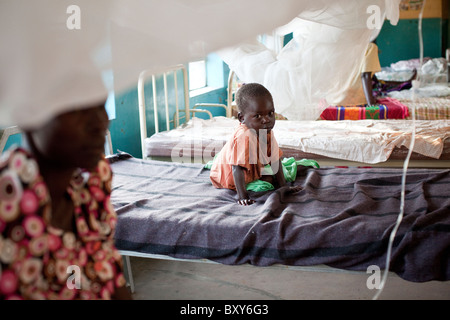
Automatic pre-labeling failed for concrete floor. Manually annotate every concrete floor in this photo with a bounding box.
[124,256,450,300]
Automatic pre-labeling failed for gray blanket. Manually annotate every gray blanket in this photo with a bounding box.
[109,154,450,282]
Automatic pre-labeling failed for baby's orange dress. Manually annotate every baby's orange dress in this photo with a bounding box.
[210,123,283,190]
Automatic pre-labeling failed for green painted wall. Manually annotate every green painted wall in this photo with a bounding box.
[108,86,141,157]
[377,18,445,67]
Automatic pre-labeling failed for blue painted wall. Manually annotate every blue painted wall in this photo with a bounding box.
[2,133,22,151]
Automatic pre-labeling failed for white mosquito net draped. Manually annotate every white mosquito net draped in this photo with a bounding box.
[0,0,400,128]
[219,0,401,120]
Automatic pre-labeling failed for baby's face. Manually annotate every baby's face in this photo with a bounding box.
[239,96,275,135]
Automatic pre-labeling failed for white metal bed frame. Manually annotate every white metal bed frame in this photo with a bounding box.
[137,64,229,159]
[118,249,372,294]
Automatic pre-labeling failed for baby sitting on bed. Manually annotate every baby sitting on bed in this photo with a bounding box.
[210,83,302,205]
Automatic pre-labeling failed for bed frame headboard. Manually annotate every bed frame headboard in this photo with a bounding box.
[138,65,190,136]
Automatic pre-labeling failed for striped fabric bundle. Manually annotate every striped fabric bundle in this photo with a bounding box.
[320,97,409,120]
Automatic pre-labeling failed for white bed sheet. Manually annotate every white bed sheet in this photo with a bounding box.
[145,117,450,164]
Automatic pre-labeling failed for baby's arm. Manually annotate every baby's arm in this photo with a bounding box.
[274,159,286,188]
[232,165,255,206]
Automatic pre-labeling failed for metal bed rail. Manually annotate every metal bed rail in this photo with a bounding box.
[138,65,190,158]
[138,65,229,159]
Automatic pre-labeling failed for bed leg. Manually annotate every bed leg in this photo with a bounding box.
[122,255,135,294]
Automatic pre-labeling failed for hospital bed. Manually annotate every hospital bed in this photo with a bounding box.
[144,116,450,168]
[109,152,450,294]
[372,57,450,121]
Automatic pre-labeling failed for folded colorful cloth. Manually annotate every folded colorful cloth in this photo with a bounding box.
[320,97,409,120]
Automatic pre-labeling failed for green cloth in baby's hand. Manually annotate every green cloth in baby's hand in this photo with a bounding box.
[246,157,320,192]
[204,160,214,170]
[246,179,275,192]
[204,156,320,192]
[281,157,320,182]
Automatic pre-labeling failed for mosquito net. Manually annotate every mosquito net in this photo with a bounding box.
[218,0,401,120]
[0,0,400,128]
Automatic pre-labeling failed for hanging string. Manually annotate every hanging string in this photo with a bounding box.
[372,0,424,300]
